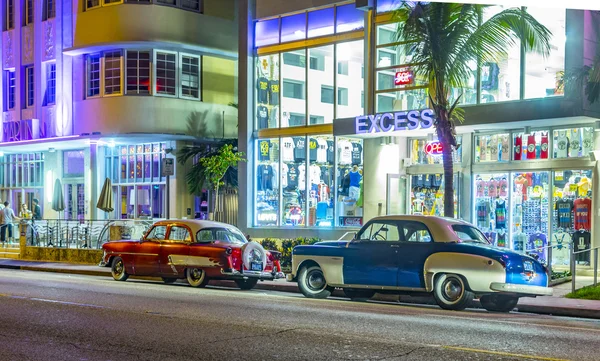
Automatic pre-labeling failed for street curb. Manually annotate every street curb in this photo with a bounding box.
[2,263,598,320]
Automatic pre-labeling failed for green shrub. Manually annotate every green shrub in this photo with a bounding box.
[259,238,280,252]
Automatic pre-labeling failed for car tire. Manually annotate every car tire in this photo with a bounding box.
[433,273,474,311]
[235,278,259,290]
[111,256,129,282]
[480,294,519,313]
[298,265,333,299]
[343,288,375,302]
[162,277,177,284]
[186,268,209,288]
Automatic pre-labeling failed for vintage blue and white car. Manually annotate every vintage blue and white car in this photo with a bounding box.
[287,215,552,312]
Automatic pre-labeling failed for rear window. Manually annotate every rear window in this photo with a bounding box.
[452,225,490,244]
[196,228,247,245]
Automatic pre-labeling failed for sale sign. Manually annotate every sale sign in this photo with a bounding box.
[395,70,413,86]
[425,141,443,156]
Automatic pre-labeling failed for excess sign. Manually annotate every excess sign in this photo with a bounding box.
[355,109,434,134]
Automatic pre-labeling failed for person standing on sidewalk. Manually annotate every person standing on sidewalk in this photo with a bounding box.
[1,201,20,245]
[32,198,42,220]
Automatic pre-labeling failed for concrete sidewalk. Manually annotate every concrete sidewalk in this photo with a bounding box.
[1,258,599,319]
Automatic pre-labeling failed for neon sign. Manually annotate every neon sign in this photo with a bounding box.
[425,141,443,156]
[354,109,434,134]
[395,70,413,86]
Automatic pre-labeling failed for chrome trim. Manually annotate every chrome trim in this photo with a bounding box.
[107,251,159,257]
[220,269,285,280]
[490,282,553,296]
[286,274,294,282]
[330,284,427,292]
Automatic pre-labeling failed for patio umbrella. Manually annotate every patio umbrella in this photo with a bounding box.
[96,178,114,213]
[51,178,65,212]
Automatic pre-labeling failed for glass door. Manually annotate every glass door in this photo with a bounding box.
[472,173,510,248]
[64,182,85,220]
[386,174,405,215]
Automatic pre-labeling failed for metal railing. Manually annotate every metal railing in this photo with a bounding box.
[571,245,599,294]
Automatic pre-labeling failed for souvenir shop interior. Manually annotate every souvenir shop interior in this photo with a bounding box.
[254,136,364,228]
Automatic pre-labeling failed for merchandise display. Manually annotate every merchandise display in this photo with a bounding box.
[410,137,462,165]
[551,169,593,265]
[256,55,280,129]
[337,138,363,227]
[255,138,279,226]
[308,136,335,227]
[472,173,509,247]
[411,173,458,218]
[475,134,510,162]
[513,131,549,161]
[553,127,594,158]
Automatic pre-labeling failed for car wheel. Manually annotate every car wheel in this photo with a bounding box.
[343,288,375,302]
[298,265,333,299]
[186,268,209,288]
[480,294,519,313]
[162,277,177,284]
[433,273,474,311]
[111,257,129,282]
[235,278,259,290]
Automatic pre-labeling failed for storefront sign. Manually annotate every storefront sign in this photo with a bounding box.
[355,109,434,134]
[395,70,413,86]
[425,141,443,156]
[161,158,174,176]
[339,217,363,227]
[2,119,46,142]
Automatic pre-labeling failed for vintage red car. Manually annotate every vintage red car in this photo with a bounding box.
[100,219,284,290]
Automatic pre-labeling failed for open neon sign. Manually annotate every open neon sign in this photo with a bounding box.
[425,141,443,156]
[395,70,413,86]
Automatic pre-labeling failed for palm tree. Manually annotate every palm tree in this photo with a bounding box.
[394,2,552,217]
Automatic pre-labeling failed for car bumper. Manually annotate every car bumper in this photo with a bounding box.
[490,282,553,296]
[220,269,286,280]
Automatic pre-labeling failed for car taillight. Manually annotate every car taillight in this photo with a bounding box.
[269,250,282,261]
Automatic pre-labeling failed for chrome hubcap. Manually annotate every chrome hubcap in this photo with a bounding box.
[114,260,123,276]
[306,270,325,291]
[442,278,463,302]
[190,269,202,281]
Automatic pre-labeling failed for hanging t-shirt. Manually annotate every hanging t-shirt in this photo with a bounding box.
[555,199,574,229]
[488,178,498,198]
[526,134,536,160]
[555,131,569,158]
[540,133,549,159]
[269,107,279,128]
[527,233,547,263]
[286,164,299,189]
[570,128,581,157]
[552,232,570,266]
[476,199,491,229]
[513,232,527,252]
[349,170,361,188]
[495,200,507,229]
[316,138,328,164]
[582,129,594,156]
[271,162,279,190]
[280,163,288,188]
[514,135,522,160]
[338,140,353,165]
[257,164,273,191]
[497,231,507,248]
[318,183,330,202]
[475,178,485,197]
[489,135,499,161]
[281,137,295,162]
[294,137,306,162]
[298,164,306,190]
[498,178,508,197]
[432,174,442,188]
[351,142,363,165]
[257,105,269,129]
[573,198,592,230]
[321,166,332,186]
[326,140,334,163]
[412,199,425,214]
[258,140,271,162]
[257,76,269,104]
[572,231,591,264]
[308,138,318,161]
[309,164,321,185]
[500,135,510,161]
[268,79,279,106]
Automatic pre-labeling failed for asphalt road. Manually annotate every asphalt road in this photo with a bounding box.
[0,270,599,361]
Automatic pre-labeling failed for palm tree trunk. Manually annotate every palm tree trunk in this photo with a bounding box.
[441,141,454,218]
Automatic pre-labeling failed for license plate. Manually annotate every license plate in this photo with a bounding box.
[251,262,263,271]
[523,261,534,272]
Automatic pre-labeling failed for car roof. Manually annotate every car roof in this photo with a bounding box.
[364,215,472,242]
[151,219,241,235]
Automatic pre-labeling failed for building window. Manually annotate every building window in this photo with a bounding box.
[155,0,175,6]
[283,52,306,68]
[44,62,56,105]
[4,70,15,110]
[180,54,200,99]
[104,0,122,4]
[126,50,151,95]
[282,79,304,100]
[86,54,101,98]
[25,66,34,107]
[181,0,199,11]
[5,0,13,30]
[337,60,349,75]
[104,50,122,95]
[321,85,334,104]
[337,87,348,106]
[86,0,99,9]
[25,0,33,25]
[43,0,55,20]
[156,52,177,96]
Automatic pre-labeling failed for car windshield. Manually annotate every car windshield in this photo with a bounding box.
[196,228,247,245]
[451,224,490,244]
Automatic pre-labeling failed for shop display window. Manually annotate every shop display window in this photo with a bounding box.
[512,131,550,161]
[524,8,565,99]
[473,173,509,248]
[410,173,459,218]
[281,136,307,226]
[256,54,280,129]
[281,50,306,127]
[308,45,334,125]
[553,127,594,159]
[307,135,335,227]
[551,170,592,267]
[255,138,280,226]
[376,88,427,113]
[474,133,510,163]
[336,137,363,227]
[336,40,364,118]
[511,172,550,263]
[409,136,462,165]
